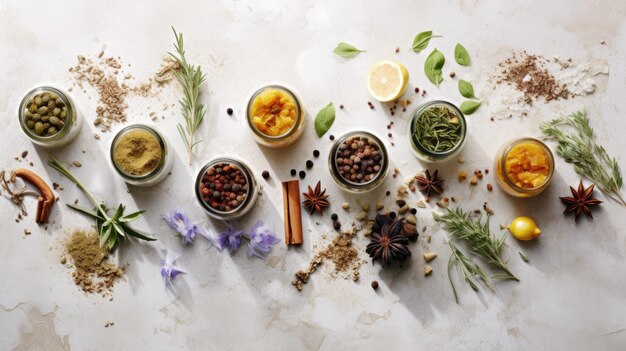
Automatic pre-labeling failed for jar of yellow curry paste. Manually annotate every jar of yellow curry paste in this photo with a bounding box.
[494,137,555,197]
[246,84,305,148]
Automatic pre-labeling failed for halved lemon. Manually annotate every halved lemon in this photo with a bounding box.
[367,60,409,102]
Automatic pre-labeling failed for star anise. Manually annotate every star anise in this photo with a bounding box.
[559,180,603,222]
[415,169,444,197]
[302,181,330,215]
[366,218,411,268]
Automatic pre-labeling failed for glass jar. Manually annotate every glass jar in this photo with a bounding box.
[494,137,555,198]
[406,100,467,162]
[18,86,82,147]
[110,124,173,187]
[246,84,305,148]
[195,157,259,220]
[328,131,389,193]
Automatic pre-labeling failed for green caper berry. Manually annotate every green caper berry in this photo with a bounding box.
[53,107,61,116]
[37,106,48,114]
[26,120,35,129]
[48,127,58,135]
[25,110,33,117]
[42,95,51,104]
[49,116,61,125]
[41,115,50,122]
[32,114,41,121]
[48,100,56,109]
[60,110,67,118]
[55,98,63,106]
[34,96,42,106]
[29,104,37,113]
[34,122,44,135]
[42,122,50,129]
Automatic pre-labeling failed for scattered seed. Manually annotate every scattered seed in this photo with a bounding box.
[371,280,379,289]
[306,160,314,169]
[290,169,296,176]
[261,171,270,179]
[333,221,341,230]
[449,72,456,78]
[424,265,433,276]
[21,150,28,158]
[376,201,384,210]
[361,203,370,212]
[396,199,406,207]
[487,183,493,191]
[458,171,467,182]
[342,202,350,210]
[356,211,367,221]
[329,135,335,141]
[299,171,306,179]
[313,150,320,158]
[410,208,417,215]
[423,252,438,262]
[395,47,400,53]
[339,104,344,109]
[469,175,479,185]
[331,213,338,221]
[73,161,82,167]
[227,108,233,115]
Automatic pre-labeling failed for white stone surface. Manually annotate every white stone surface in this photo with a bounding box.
[1,0,626,350]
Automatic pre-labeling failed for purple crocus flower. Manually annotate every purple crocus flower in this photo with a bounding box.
[247,221,280,259]
[216,221,245,253]
[160,251,185,288]
[163,210,199,245]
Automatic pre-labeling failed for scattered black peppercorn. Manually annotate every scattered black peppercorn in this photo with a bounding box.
[290,169,296,176]
[333,221,341,230]
[227,108,233,115]
[299,170,306,179]
[371,280,379,289]
[339,104,344,109]
[396,199,406,207]
[415,87,419,93]
[410,208,417,215]
[329,135,335,141]
[313,150,320,158]
[386,190,391,196]
[261,170,270,179]
[388,211,397,219]
[331,213,338,221]
[306,160,314,169]
[388,133,392,138]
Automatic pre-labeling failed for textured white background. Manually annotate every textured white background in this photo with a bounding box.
[1,0,626,350]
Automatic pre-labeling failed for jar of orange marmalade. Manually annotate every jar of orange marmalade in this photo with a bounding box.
[494,137,555,197]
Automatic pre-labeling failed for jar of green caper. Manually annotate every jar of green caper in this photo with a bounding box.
[18,86,81,147]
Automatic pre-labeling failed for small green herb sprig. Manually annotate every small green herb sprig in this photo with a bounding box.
[48,158,156,249]
[314,102,335,137]
[541,110,625,206]
[412,105,462,153]
[169,27,206,165]
[434,207,519,281]
[333,42,365,58]
[447,241,493,304]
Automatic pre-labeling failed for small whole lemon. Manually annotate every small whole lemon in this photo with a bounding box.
[508,216,541,241]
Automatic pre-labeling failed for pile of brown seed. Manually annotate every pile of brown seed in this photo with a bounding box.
[495,51,570,104]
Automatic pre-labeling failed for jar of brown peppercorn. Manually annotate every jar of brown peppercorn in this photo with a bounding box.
[195,157,259,220]
[328,131,389,193]
[18,86,82,147]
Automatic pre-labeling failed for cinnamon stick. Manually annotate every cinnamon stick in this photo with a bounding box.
[282,180,303,245]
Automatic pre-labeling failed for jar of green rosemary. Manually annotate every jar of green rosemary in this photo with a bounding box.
[406,100,467,162]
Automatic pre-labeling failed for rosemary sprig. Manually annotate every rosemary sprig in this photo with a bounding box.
[447,240,493,304]
[48,157,156,249]
[169,27,206,165]
[540,110,625,206]
[433,207,519,281]
[412,105,462,153]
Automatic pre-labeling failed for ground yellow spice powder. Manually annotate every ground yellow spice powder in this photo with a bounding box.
[113,128,162,176]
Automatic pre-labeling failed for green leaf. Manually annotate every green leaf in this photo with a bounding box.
[121,223,157,241]
[458,79,475,98]
[120,210,146,223]
[100,225,112,247]
[424,48,445,86]
[459,100,481,115]
[412,31,442,53]
[454,43,471,66]
[314,102,335,138]
[333,42,365,58]
[111,204,124,221]
[67,204,103,220]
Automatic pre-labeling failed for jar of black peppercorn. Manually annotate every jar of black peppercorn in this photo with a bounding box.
[195,156,259,220]
[328,131,389,193]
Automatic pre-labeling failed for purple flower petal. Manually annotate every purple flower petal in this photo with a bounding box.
[217,221,244,253]
[160,250,185,288]
[247,221,280,259]
[163,210,200,245]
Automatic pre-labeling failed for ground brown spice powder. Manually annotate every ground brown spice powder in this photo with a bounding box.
[64,230,124,296]
[113,129,162,176]
[292,227,363,291]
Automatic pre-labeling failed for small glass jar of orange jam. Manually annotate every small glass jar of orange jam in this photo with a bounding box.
[246,85,305,148]
[494,137,555,197]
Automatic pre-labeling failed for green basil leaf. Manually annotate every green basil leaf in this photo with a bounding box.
[454,44,471,66]
[314,102,335,137]
[424,49,445,86]
[333,42,365,58]
[412,31,442,53]
[458,80,475,98]
[459,100,481,115]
